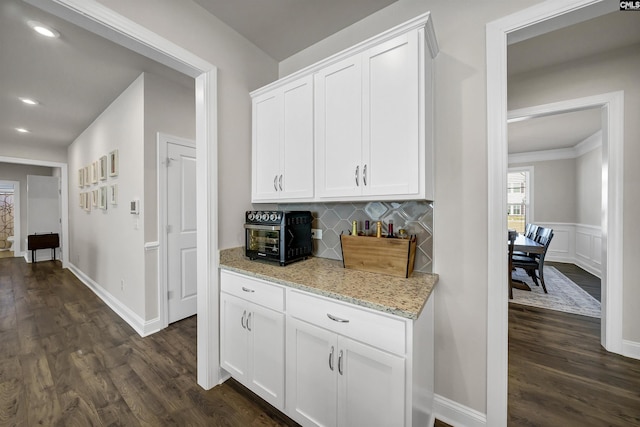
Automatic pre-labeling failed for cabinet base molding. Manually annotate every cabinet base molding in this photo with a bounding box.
[433,394,486,427]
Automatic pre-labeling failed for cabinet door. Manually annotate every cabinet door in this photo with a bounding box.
[220,293,249,381]
[362,30,420,198]
[280,76,314,200]
[337,336,405,427]
[315,55,363,198]
[248,303,285,409]
[286,318,338,427]
[252,91,281,201]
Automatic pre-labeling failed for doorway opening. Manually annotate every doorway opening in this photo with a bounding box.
[506,168,532,234]
[486,1,624,425]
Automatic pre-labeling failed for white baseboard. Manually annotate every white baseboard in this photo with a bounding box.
[434,394,486,427]
[67,262,162,337]
[622,340,640,361]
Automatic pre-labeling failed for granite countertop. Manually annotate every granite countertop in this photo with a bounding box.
[219,247,438,320]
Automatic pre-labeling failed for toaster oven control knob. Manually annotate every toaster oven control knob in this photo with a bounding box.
[247,212,255,221]
[261,213,268,221]
[269,213,277,221]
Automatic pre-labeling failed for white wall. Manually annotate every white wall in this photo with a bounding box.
[0,162,54,249]
[94,0,279,250]
[509,43,640,343]
[68,74,146,318]
[67,71,196,329]
[576,147,601,226]
[279,0,546,415]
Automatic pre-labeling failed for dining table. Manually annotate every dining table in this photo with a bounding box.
[510,233,544,291]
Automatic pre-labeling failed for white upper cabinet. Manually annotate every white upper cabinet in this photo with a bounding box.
[314,56,363,198]
[251,13,438,203]
[252,75,314,202]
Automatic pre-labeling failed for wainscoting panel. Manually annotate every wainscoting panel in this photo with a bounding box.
[538,222,601,278]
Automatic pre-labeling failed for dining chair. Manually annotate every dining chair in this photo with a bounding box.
[512,229,554,293]
[525,224,539,239]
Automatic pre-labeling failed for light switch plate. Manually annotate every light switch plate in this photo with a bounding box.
[311,229,322,240]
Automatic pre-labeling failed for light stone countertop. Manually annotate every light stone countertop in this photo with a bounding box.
[219,247,438,320]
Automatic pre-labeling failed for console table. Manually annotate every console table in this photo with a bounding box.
[27,233,59,263]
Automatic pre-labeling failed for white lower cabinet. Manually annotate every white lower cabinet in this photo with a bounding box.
[286,317,405,427]
[220,270,434,427]
[220,273,285,410]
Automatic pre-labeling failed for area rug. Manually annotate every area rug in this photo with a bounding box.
[510,266,601,318]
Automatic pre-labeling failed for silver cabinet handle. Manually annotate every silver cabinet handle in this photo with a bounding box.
[327,313,350,323]
[273,175,278,191]
[247,312,252,331]
[363,164,367,186]
[355,165,359,186]
[329,346,335,371]
[241,286,255,293]
[338,350,344,375]
[241,310,247,329]
[279,174,283,191]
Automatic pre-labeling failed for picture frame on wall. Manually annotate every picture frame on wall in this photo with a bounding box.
[84,166,90,187]
[109,149,119,177]
[84,193,91,212]
[109,184,118,205]
[91,160,99,184]
[99,155,108,180]
[78,169,84,188]
[79,192,84,207]
[92,189,98,207]
[99,186,108,210]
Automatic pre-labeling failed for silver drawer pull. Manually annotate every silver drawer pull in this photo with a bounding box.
[329,346,335,371]
[327,313,349,323]
[338,350,344,375]
[241,310,247,329]
[242,287,255,293]
[247,312,252,331]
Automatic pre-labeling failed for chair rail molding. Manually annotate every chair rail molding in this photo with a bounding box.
[486,1,620,425]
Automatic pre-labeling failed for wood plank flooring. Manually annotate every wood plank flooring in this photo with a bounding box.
[547,261,601,302]
[0,257,298,426]
[509,304,640,426]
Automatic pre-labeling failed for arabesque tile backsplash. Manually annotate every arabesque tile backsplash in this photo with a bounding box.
[278,201,433,273]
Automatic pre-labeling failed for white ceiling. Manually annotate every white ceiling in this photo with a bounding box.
[1,1,638,156]
[192,0,398,61]
[507,11,640,155]
[0,0,193,152]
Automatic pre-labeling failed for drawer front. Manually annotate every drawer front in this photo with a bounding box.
[287,289,406,355]
[221,270,285,312]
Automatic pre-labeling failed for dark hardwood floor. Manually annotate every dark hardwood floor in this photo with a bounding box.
[509,304,640,426]
[1,256,454,426]
[0,257,298,426]
[547,261,601,302]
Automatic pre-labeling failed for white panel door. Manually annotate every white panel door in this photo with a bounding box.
[281,76,314,200]
[248,302,285,409]
[315,56,363,198]
[362,30,420,197]
[287,318,338,427]
[167,141,197,323]
[337,336,405,427]
[252,92,281,201]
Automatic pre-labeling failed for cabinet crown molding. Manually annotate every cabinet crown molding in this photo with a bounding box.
[251,12,438,98]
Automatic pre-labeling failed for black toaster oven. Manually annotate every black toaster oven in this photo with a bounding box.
[244,211,312,266]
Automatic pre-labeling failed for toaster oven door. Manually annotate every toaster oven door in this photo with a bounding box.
[245,224,281,259]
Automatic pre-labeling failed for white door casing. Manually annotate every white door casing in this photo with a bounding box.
[166,139,197,323]
[27,0,219,389]
[0,180,20,256]
[486,1,622,425]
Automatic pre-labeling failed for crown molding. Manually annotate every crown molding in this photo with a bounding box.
[509,130,601,164]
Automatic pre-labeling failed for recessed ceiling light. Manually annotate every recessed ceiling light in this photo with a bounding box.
[16,128,30,133]
[20,97,39,105]
[27,20,60,38]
